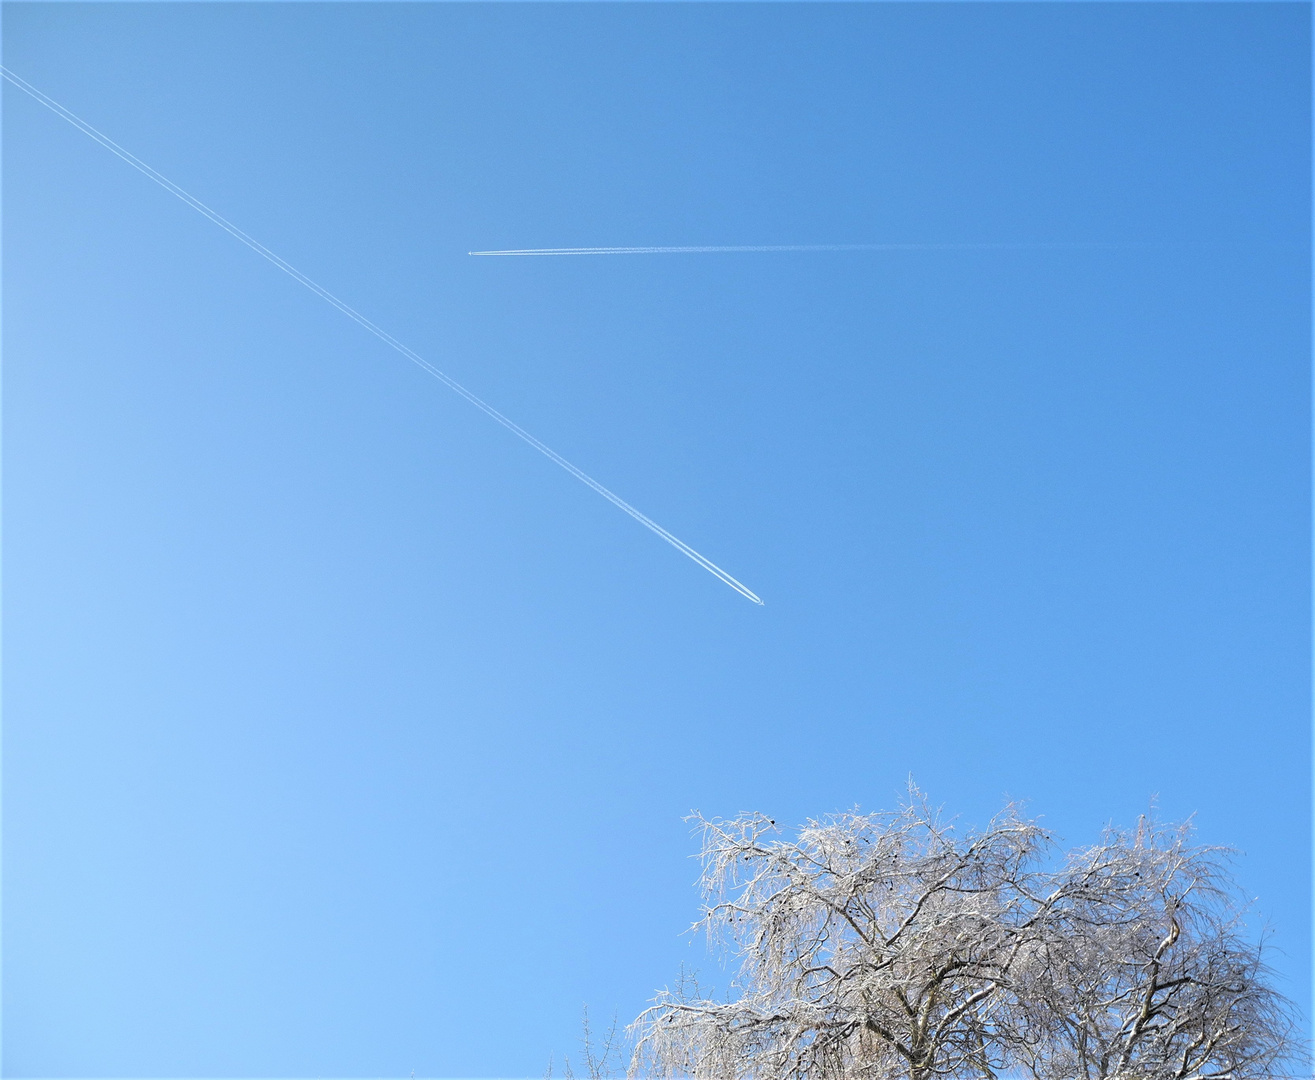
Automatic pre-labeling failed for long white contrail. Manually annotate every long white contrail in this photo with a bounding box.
[1,65,764,606]
[469,242,1141,256]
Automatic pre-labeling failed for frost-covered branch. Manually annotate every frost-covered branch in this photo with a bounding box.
[629,790,1302,1080]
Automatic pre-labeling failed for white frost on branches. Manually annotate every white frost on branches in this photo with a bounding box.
[1009,818,1297,1080]
[630,789,1301,1080]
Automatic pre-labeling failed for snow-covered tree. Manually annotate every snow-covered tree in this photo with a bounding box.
[1007,819,1298,1080]
[630,791,1301,1080]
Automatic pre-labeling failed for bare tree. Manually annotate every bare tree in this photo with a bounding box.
[630,792,1302,1080]
[1008,818,1300,1080]
[632,789,1058,1080]
[549,1006,625,1080]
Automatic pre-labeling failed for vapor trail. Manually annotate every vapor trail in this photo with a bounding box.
[1,65,764,606]
[469,243,1144,256]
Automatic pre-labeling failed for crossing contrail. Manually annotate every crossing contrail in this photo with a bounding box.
[468,242,1151,256]
[1,65,764,606]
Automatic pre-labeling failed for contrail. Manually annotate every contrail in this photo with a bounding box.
[1,65,764,606]
[469,242,1149,256]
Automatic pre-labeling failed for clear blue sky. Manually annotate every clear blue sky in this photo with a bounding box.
[3,2,1309,1075]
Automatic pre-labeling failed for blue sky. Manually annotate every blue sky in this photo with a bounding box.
[3,2,1309,1075]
